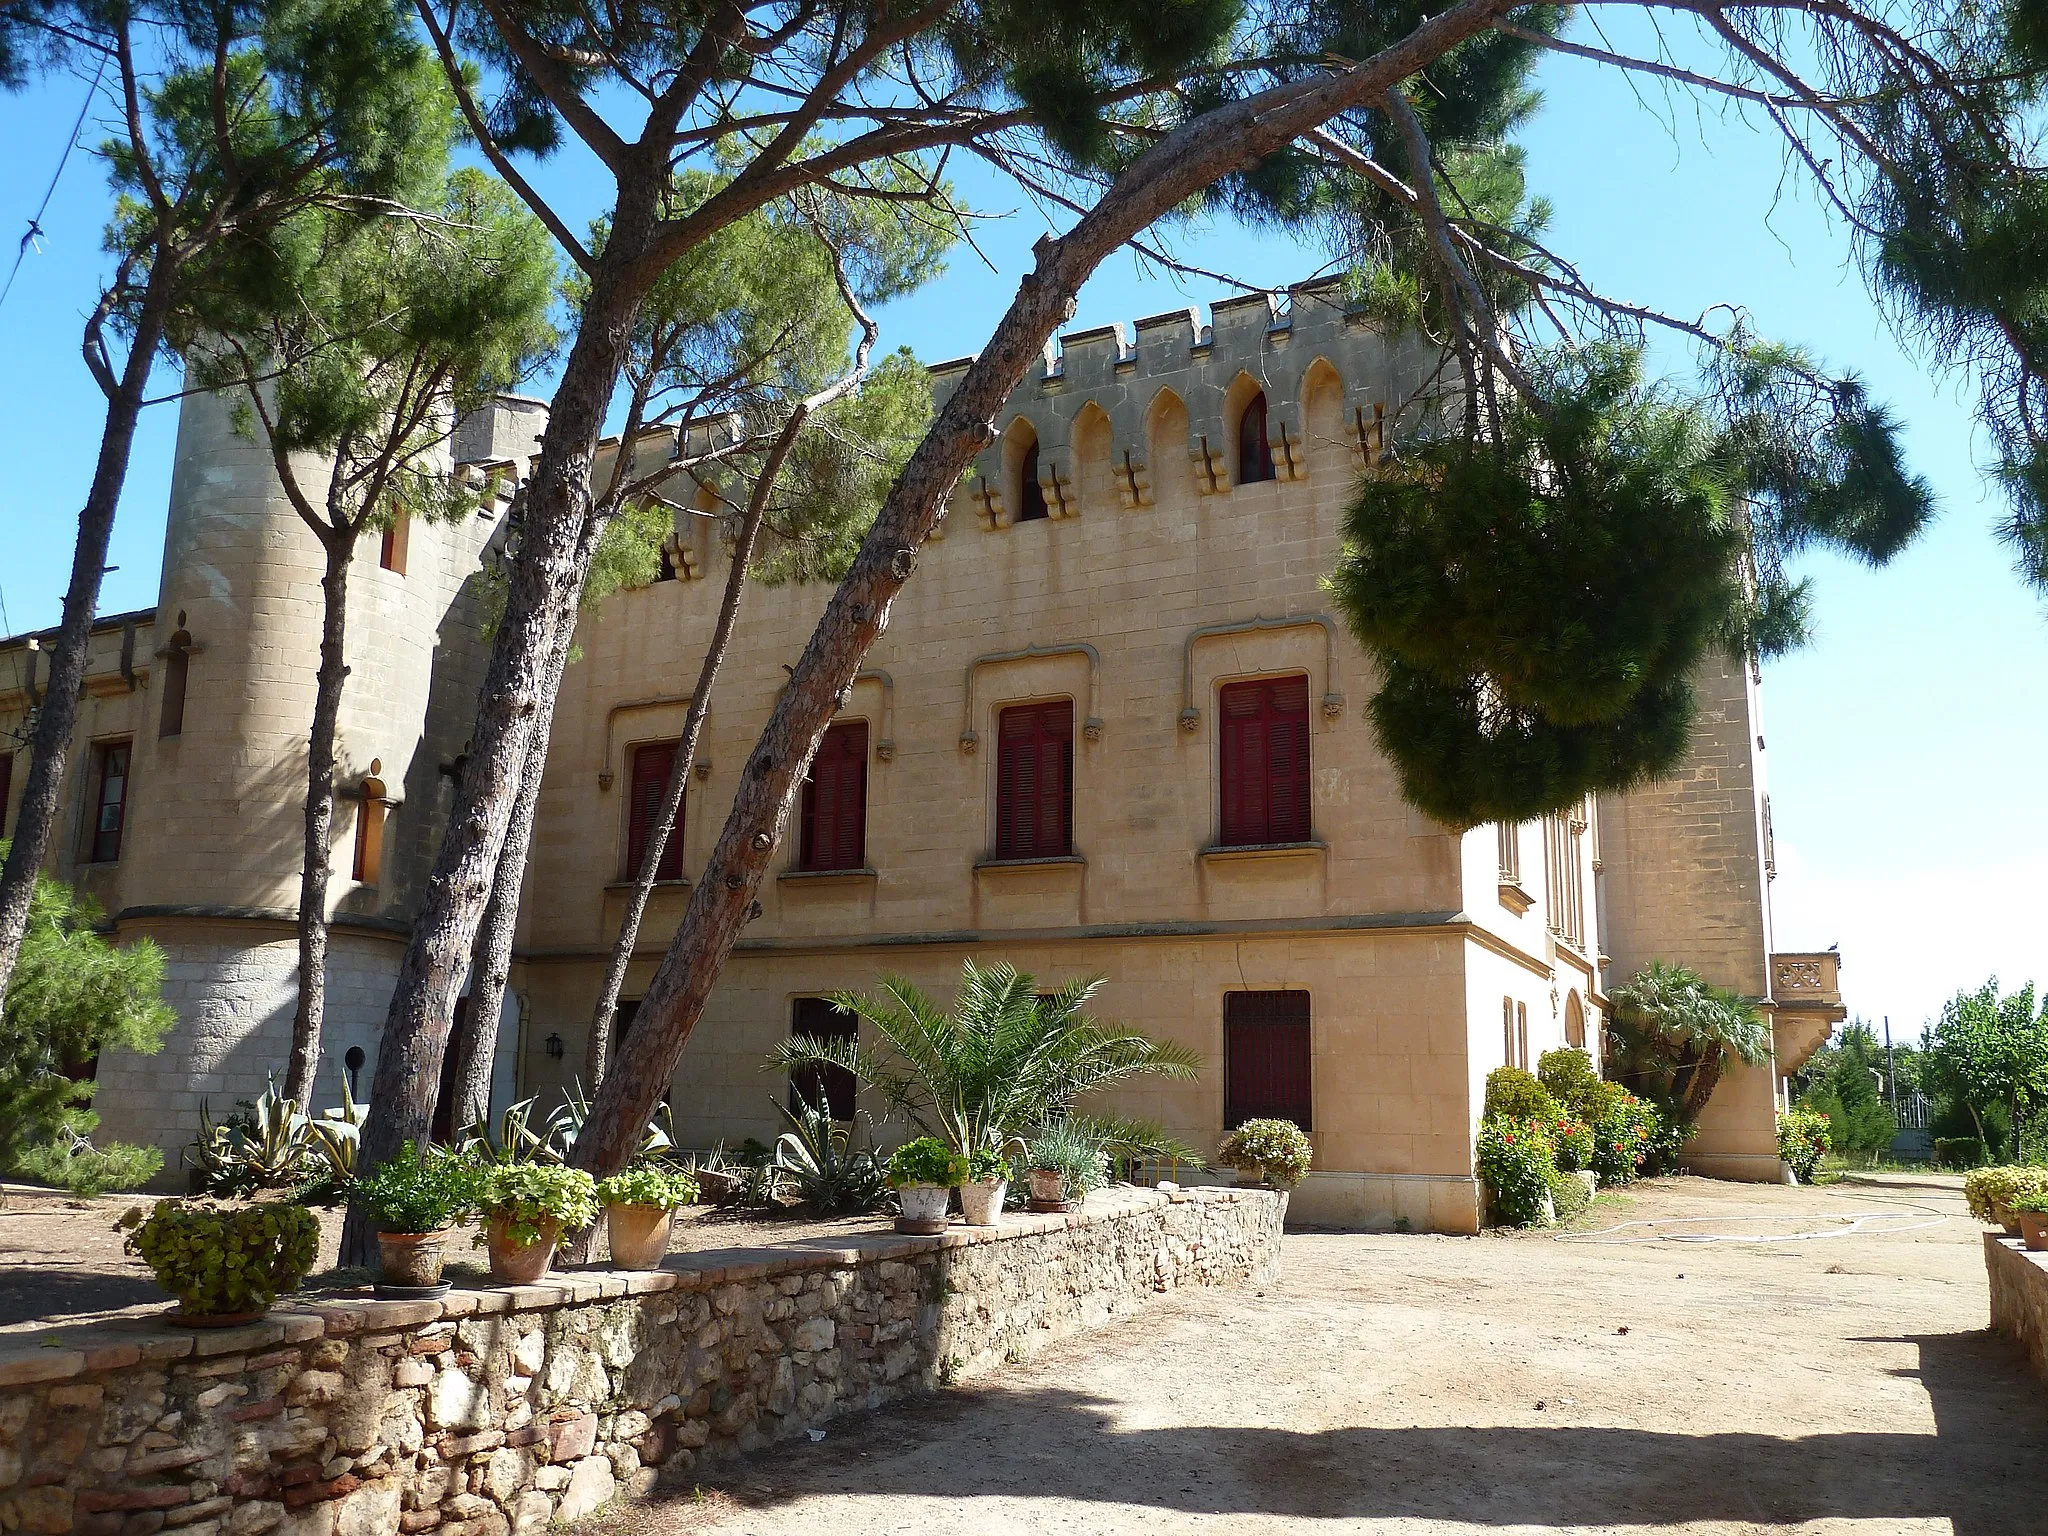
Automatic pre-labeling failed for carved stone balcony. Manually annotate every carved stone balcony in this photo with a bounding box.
[1771,950,1846,1075]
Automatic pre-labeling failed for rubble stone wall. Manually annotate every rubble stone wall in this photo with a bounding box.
[1985,1231,2048,1379]
[0,1188,1281,1536]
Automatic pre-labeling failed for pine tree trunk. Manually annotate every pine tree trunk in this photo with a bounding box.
[449,638,566,1133]
[563,11,1512,1178]
[284,533,354,1108]
[581,416,788,1090]
[0,275,174,1008]
[340,216,655,1265]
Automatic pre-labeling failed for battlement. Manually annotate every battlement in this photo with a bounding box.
[934,276,1436,528]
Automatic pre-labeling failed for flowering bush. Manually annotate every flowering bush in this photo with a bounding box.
[1964,1166,2048,1226]
[1548,1116,1595,1173]
[1476,1117,1557,1227]
[1216,1119,1314,1188]
[1585,1083,1654,1184]
[1776,1107,1832,1182]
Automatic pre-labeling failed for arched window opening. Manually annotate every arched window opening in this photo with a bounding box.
[159,622,192,739]
[1565,992,1587,1051]
[1236,391,1275,485]
[1017,439,1049,522]
[353,760,388,886]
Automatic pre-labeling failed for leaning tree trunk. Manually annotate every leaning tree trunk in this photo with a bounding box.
[340,214,657,1265]
[1678,1044,1725,1127]
[565,2,1510,1177]
[580,409,794,1090]
[284,533,354,1108]
[447,632,569,1134]
[0,274,175,1006]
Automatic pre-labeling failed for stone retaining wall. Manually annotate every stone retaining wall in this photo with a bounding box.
[1985,1231,2048,1379]
[0,1188,1280,1536]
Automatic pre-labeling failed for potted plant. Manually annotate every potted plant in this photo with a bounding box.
[119,1199,321,1325]
[2013,1191,2048,1252]
[355,1144,476,1293]
[1966,1166,2048,1236]
[887,1137,966,1234]
[959,1144,1017,1228]
[595,1163,699,1270]
[1216,1118,1314,1191]
[477,1162,599,1283]
[1025,1121,1109,1212]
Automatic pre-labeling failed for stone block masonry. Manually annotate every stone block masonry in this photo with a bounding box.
[1985,1231,2048,1380]
[0,1188,1280,1536]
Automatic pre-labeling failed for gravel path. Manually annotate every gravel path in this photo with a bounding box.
[591,1174,2047,1536]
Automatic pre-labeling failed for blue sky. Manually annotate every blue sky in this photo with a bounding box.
[0,19,2042,1035]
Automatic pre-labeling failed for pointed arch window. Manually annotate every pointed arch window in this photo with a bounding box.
[1236,391,1275,485]
[1017,439,1049,522]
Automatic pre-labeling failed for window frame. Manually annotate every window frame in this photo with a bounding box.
[83,739,133,864]
[789,996,859,1120]
[993,699,1074,861]
[1015,437,1049,522]
[1216,674,1312,848]
[378,511,410,574]
[1235,390,1276,485]
[1224,989,1313,1130]
[798,719,869,872]
[624,739,687,883]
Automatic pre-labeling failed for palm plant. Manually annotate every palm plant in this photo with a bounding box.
[768,961,1201,1157]
[1606,961,1771,1127]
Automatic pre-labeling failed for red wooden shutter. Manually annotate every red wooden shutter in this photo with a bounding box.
[1225,990,1312,1129]
[800,721,868,871]
[790,997,859,1120]
[0,751,11,840]
[626,741,685,881]
[1237,392,1275,484]
[1218,676,1310,846]
[996,701,1071,859]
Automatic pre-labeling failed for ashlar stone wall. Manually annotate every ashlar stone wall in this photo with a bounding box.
[0,1188,1280,1536]
[1985,1231,2048,1381]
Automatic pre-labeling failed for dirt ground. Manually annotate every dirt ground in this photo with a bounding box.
[586,1174,2048,1536]
[0,1183,890,1330]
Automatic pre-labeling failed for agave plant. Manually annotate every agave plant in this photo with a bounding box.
[304,1074,366,1184]
[771,1088,887,1214]
[769,961,1201,1156]
[187,1078,313,1196]
[1607,961,1771,1126]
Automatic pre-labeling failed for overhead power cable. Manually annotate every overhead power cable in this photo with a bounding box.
[0,56,108,314]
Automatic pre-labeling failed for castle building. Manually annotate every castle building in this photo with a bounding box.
[0,282,1844,1229]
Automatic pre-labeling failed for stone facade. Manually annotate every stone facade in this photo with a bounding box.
[0,277,1816,1225]
[0,1188,1280,1536]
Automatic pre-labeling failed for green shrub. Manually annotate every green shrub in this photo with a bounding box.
[1776,1107,1832,1182]
[355,1144,478,1233]
[13,1138,161,1196]
[119,1199,320,1317]
[1537,1048,1602,1115]
[2011,1190,2048,1215]
[1483,1067,1562,1124]
[477,1162,598,1245]
[596,1163,700,1211]
[1548,1116,1595,1174]
[1026,1121,1110,1198]
[1548,1166,1592,1224]
[1934,1136,1987,1169]
[1964,1166,2048,1225]
[1215,1119,1314,1188]
[887,1137,967,1188]
[1476,1117,1556,1227]
[1639,1099,1693,1175]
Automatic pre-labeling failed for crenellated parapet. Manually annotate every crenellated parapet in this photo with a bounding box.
[931,277,1438,529]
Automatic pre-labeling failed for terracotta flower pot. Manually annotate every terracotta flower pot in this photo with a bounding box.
[605,1203,674,1271]
[895,1183,949,1235]
[2021,1211,2048,1252]
[1996,1203,2023,1237]
[377,1227,453,1289]
[959,1179,1006,1228]
[1027,1168,1065,1204]
[486,1214,561,1284]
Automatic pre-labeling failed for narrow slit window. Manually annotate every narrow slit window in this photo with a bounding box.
[1225,990,1311,1129]
[379,511,410,574]
[1217,675,1311,846]
[159,628,191,739]
[352,767,387,886]
[799,720,868,871]
[1016,439,1049,522]
[1236,391,1275,485]
[85,740,132,863]
[994,700,1072,859]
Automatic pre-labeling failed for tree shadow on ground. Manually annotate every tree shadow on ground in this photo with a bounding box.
[0,1267,165,1326]
[671,1330,2047,1533]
